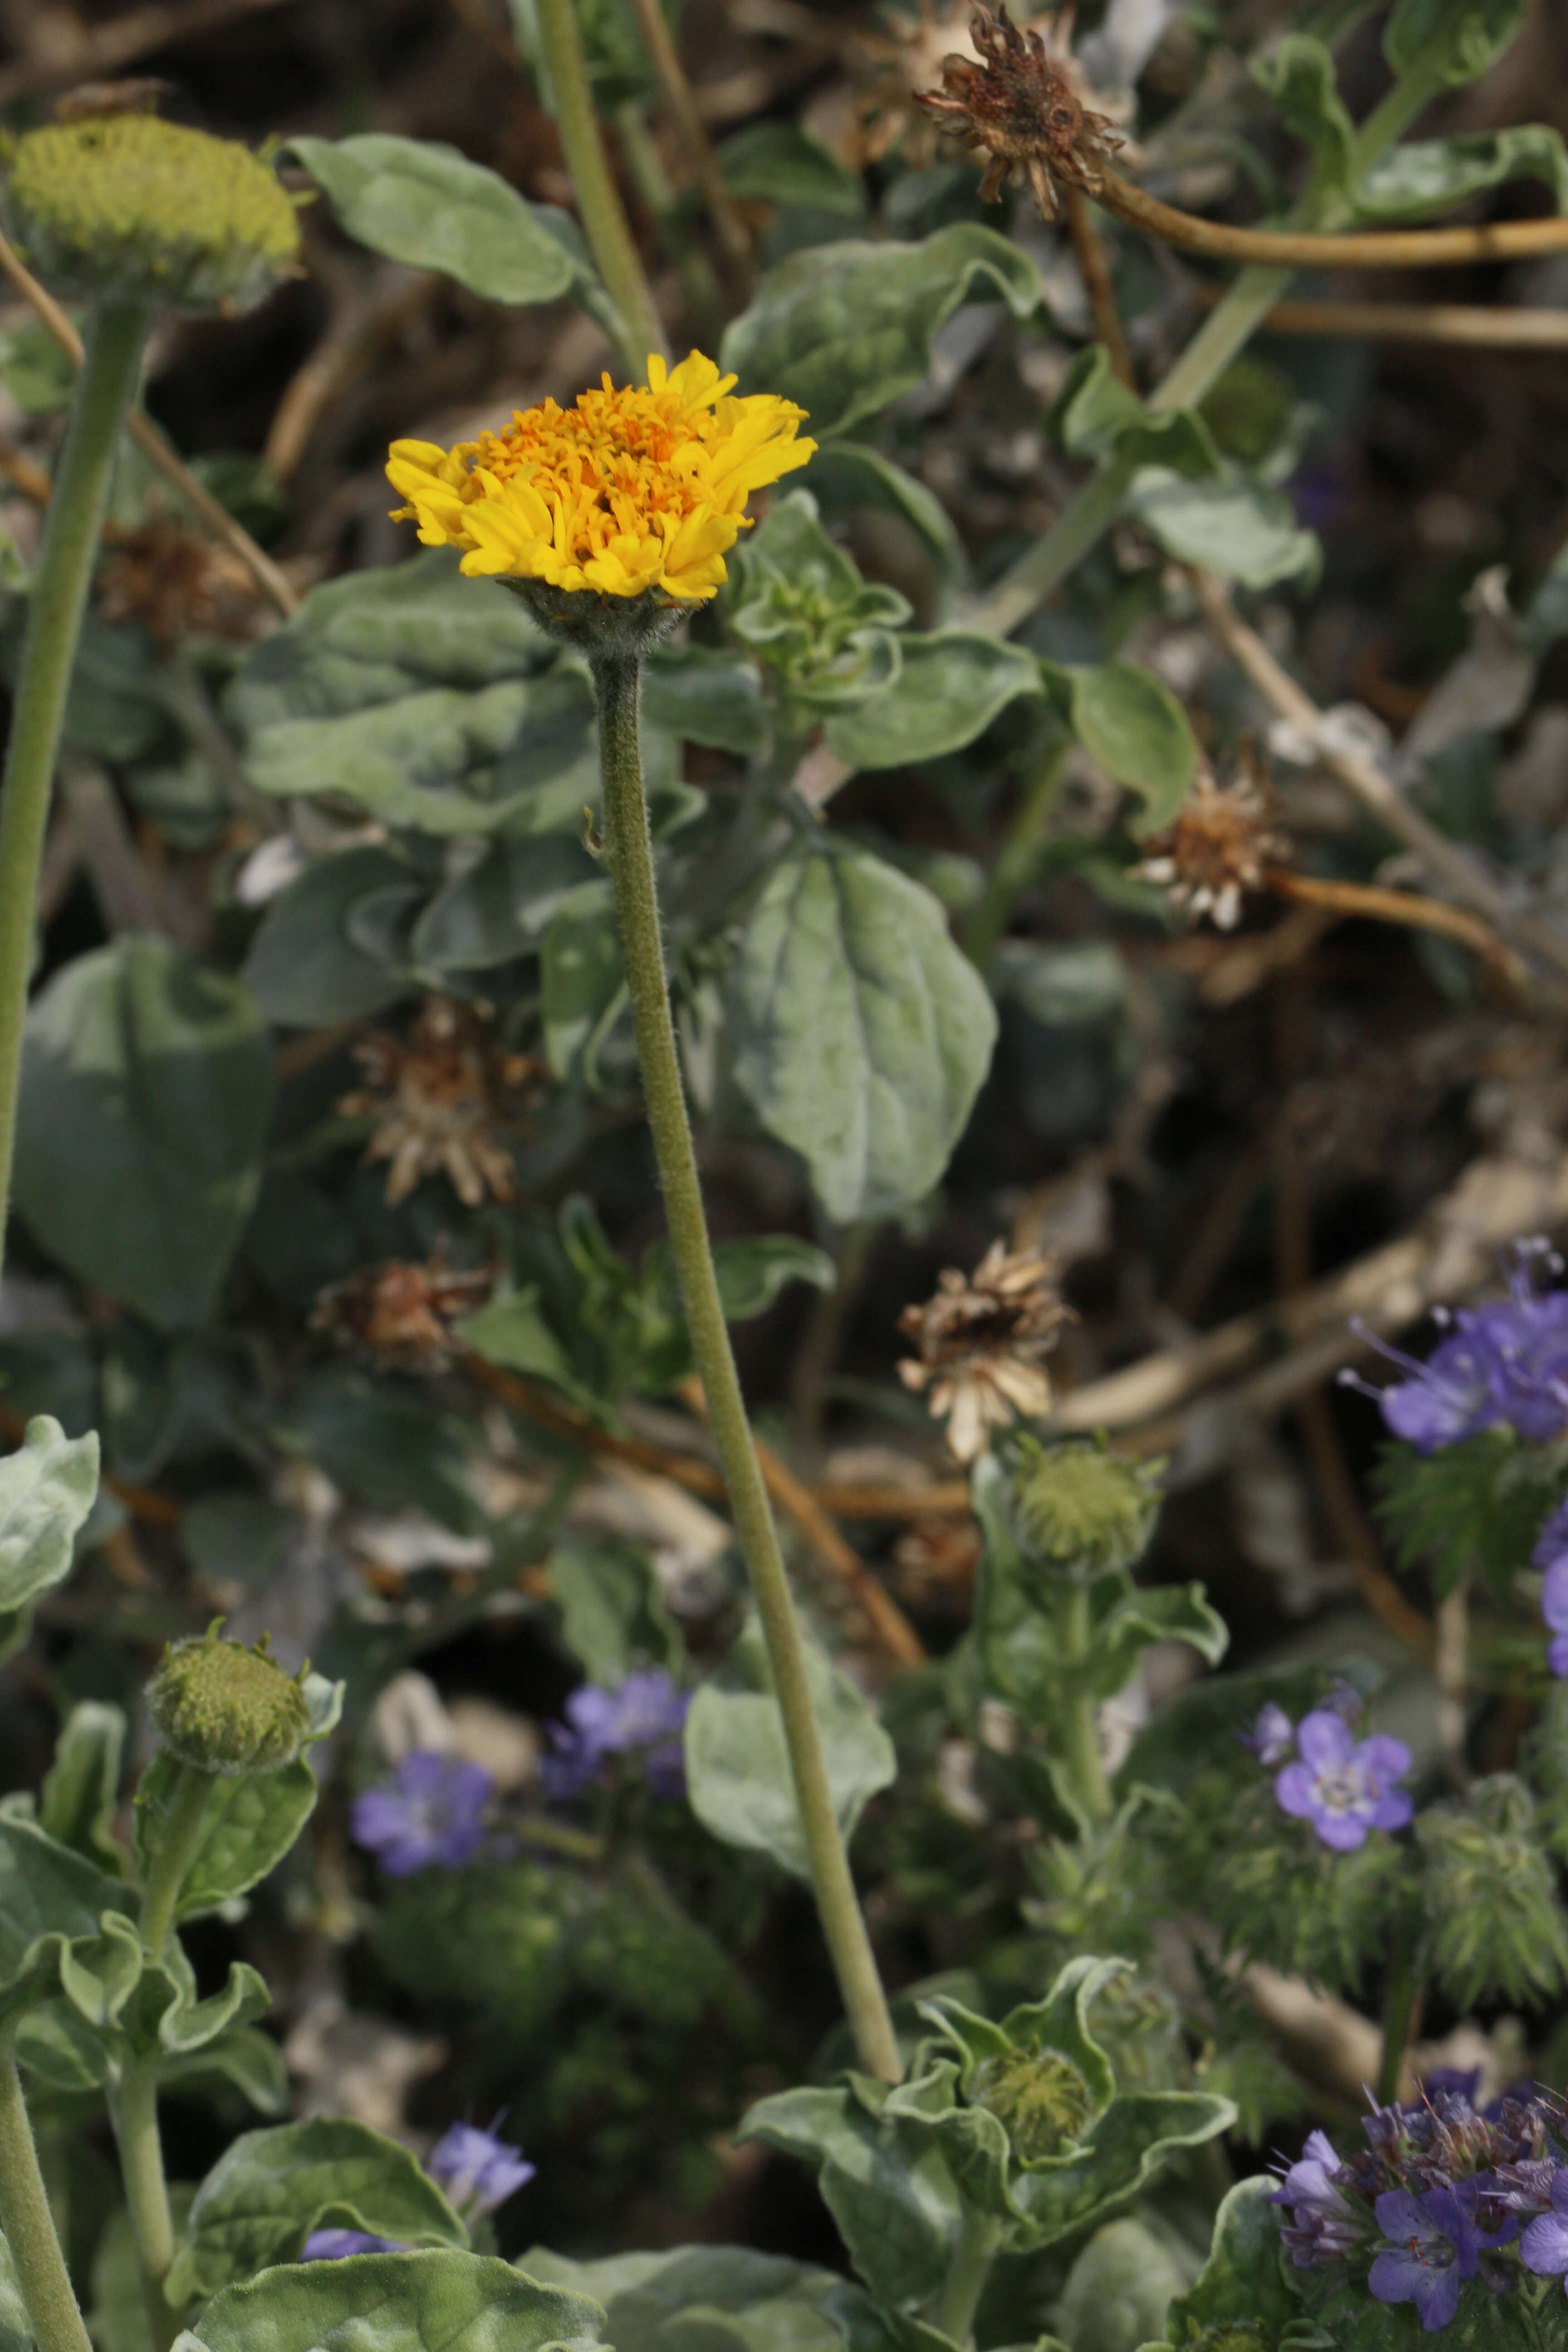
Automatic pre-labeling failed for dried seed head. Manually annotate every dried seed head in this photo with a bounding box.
[898,1240,1070,1464]
[0,113,300,311]
[98,515,260,649]
[913,2,1124,220]
[311,1252,496,1374]
[147,1625,310,1777]
[338,998,543,1209]
[1132,758,1288,930]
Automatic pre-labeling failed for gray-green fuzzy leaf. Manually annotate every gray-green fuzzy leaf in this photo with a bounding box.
[13,941,274,1331]
[0,1418,99,1613]
[686,1619,896,1880]
[165,2119,469,2303]
[727,840,996,1221]
[823,633,1040,770]
[721,225,1040,438]
[132,1752,318,1921]
[174,2250,605,2352]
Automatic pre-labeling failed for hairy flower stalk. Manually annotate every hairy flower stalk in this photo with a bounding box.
[386,356,902,2083]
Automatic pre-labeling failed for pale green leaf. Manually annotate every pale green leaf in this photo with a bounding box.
[1127,472,1319,590]
[132,1752,318,1921]
[174,2250,605,2352]
[685,1618,896,1880]
[721,225,1040,438]
[1040,663,1198,833]
[0,1418,99,1614]
[823,632,1040,770]
[727,840,996,1221]
[1382,0,1530,89]
[39,1701,126,1875]
[13,941,274,1331]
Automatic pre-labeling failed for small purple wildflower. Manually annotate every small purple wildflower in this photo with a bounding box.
[1240,1702,1295,1766]
[1368,2180,1514,2332]
[1535,1499,1568,1677]
[1520,2170,1568,2293]
[1272,2131,1366,2267]
[1274,1709,1413,1852]
[350,1749,494,1876]
[427,2122,534,2215]
[539,1669,691,1802]
[301,2230,406,2260]
[1342,1239,1568,1453]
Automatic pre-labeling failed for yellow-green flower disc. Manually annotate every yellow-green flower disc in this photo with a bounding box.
[147,1628,310,1776]
[0,115,299,312]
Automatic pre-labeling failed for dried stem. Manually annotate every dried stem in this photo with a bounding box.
[1262,866,1524,986]
[1098,165,1568,271]
[1063,187,1133,388]
[620,0,754,289]
[0,227,298,616]
[1199,288,1568,349]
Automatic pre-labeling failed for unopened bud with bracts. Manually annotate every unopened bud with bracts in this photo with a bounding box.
[147,1624,311,1777]
[0,112,300,312]
[970,2041,1093,2161]
[1008,1434,1163,1576]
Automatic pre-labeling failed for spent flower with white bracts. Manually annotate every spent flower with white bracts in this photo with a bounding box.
[1132,764,1288,931]
[898,1240,1071,1463]
[913,2,1125,221]
[1341,1237,1568,1452]
[338,997,541,1209]
[310,1251,495,1373]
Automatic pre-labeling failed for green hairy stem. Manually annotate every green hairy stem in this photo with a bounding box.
[110,2060,180,2352]
[1058,1581,1112,1825]
[592,648,902,2086]
[531,0,668,376]
[137,1761,219,1956]
[0,299,149,1283]
[0,2030,95,2352]
[933,2210,1001,2347]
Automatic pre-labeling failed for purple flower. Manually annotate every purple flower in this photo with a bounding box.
[1535,1500,1568,1677]
[1369,2180,1514,2332]
[427,2122,534,2215]
[1272,2131,1365,2267]
[1274,1710,1413,1852]
[350,1750,495,1876]
[539,1669,691,1802]
[1520,2169,1568,2292]
[1241,1702,1295,1766]
[1344,1240,1568,1453]
[301,2230,407,2260]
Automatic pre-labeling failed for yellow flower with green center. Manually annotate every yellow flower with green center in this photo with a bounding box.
[386,351,816,602]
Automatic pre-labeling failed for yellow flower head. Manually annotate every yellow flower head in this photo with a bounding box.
[386,351,815,604]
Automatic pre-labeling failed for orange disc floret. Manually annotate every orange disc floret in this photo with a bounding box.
[386,351,815,602]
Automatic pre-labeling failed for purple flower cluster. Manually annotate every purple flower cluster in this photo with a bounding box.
[1535,1498,1568,1678]
[1241,1695,1413,1852]
[539,1669,691,1803]
[1343,1238,1568,1455]
[1273,2079,1568,2333]
[350,1749,495,1876]
[301,2122,533,2259]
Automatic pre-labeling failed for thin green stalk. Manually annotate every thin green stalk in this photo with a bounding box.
[969,60,1442,637]
[0,298,148,1281]
[963,737,1070,968]
[0,2029,94,2352]
[137,1761,218,1956]
[613,102,725,338]
[1058,1582,1112,1824]
[1376,1947,1421,2105]
[592,648,902,2086]
[932,2210,1000,2347]
[110,2060,178,2352]
[533,0,668,375]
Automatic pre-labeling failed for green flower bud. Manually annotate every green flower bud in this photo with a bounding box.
[146,1625,311,1777]
[969,2042,1093,2162]
[0,115,300,312]
[1009,1436,1163,1575]
[1416,1774,1568,2010]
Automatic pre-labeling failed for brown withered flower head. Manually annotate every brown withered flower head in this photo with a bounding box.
[898,1240,1071,1464]
[1132,755,1289,931]
[914,3,1124,221]
[311,1250,495,1374]
[338,997,543,1209]
[97,515,262,650]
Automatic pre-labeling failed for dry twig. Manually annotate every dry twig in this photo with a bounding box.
[1099,167,1568,271]
[0,0,298,105]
